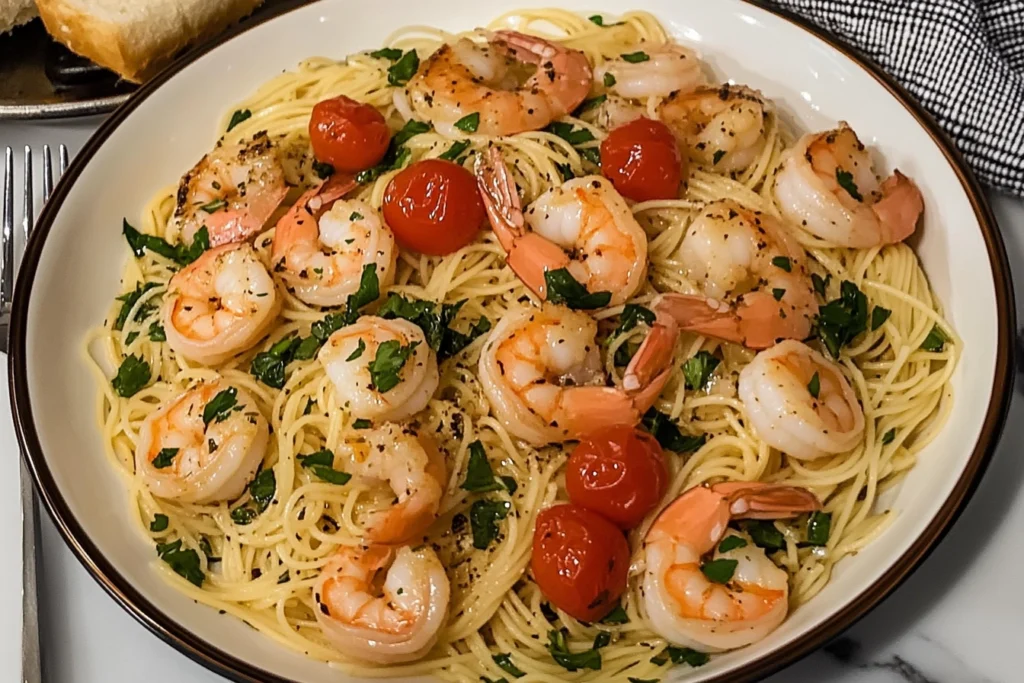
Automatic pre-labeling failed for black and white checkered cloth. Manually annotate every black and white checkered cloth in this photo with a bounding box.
[762,0,1024,196]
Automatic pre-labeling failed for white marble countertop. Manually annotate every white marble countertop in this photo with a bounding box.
[4,118,1022,683]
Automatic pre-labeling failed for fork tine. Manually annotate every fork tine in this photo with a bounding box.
[2,147,12,309]
[42,145,53,204]
[59,144,69,176]
[23,147,33,244]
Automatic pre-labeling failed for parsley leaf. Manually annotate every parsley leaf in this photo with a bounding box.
[920,324,950,352]
[683,350,720,391]
[312,160,334,179]
[741,520,785,551]
[600,605,629,624]
[392,119,432,147]
[152,448,179,469]
[460,441,512,493]
[470,498,510,549]
[620,51,649,63]
[347,338,366,361]
[148,322,166,342]
[352,418,372,429]
[439,139,471,161]
[718,535,748,553]
[156,540,205,587]
[807,511,832,546]
[356,121,431,183]
[231,507,256,525]
[882,428,896,445]
[387,49,420,86]
[199,198,227,213]
[588,14,604,25]
[576,94,606,114]
[298,449,352,485]
[370,47,403,61]
[771,255,792,272]
[122,219,208,266]
[250,336,300,389]
[202,387,238,425]
[642,408,705,453]
[454,112,480,133]
[378,293,490,360]
[249,468,276,512]
[368,340,419,392]
[701,558,737,584]
[492,653,525,678]
[712,149,726,165]
[547,629,608,672]
[150,514,169,532]
[662,647,709,667]
[836,168,863,201]
[546,121,596,147]
[815,280,868,358]
[870,306,892,331]
[114,282,160,330]
[613,304,655,338]
[808,371,821,399]
[772,287,786,301]
[544,268,610,310]
[603,73,616,87]
[112,355,151,397]
[226,109,252,132]
[811,272,830,298]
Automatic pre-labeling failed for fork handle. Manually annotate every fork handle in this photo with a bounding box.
[20,459,41,683]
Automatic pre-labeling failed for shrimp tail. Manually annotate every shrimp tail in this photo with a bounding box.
[272,173,359,263]
[652,292,811,350]
[476,147,570,298]
[623,303,679,392]
[493,30,592,116]
[872,170,923,244]
[711,481,822,520]
[206,182,289,247]
[558,370,670,436]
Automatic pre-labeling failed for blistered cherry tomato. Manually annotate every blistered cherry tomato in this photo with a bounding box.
[566,425,668,529]
[531,504,629,622]
[382,159,485,255]
[600,117,684,202]
[309,95,390,172]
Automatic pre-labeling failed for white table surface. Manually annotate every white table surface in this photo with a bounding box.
[3,118,1022,683]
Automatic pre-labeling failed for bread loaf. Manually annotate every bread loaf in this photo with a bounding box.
[34,0,265,82]
[0,0,37,34]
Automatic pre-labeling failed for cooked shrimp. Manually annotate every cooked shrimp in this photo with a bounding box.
[659,84,770,172]
[272,174,397,307]
[738,340,865,460]
[595,44,705,100]
[171,132,288,247]
[163,243,281,366]
[136,380,269,504]
[624,200,816,391]
[349,423,445,544]
[406,30,592,136]
[314,545,449,663]
[318,316,439,422]
[774,122,924,247]
[479,303,669,445]
[644,481,821,652]
[475,146,647,306]
[583,92,644,130]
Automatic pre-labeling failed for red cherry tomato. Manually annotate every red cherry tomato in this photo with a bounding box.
[600,117,685,202]
[309,95,390,172]
[382,159,485,255]
[566,425,668,529]
[531,504,629,622]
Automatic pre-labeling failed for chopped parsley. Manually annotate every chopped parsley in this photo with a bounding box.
[620,51,649,63]
[378,293,491,360]
[370,47,403,61]
[870,306,892,331]
[368,340,419,392]
[346,338,366,361]
[148,322,166,342]
[149,514,169,532]
[600,605,629,624]
[470,498,510,549]
[603,73,616,88]
[460,441,515,493]
[454,112,480,133]
[113,282,160,330]
[807,371,821,399]
[250,336,300,389]
[588,14,605,25]
[576,94,607,114]
[387,49,420,86]
[298,449,352,485]
[807,511,832,546]
[226,109,252,132]
[356,121,432,183]
[741,520,785,551]
[815,280,868,358]
[122,219,208,266]
[546,121,596,147]
[312,160,334,179]
[156,539,204,587]
[811,272,831,298]
[547,629,609,672]
[199,198,227,213]
[352,418,371,429]
[882,428,896,445]
[112,354,151,397]
[712,149,726,165]
[718,535,748,553]
[643,408,706,453]
[438,139,471,161]
[683,350,720,391]
[249,468,276,512]
[544,268,610,310]
[202,387,238,425]
[773,287,786,301]
[701,558,738,584]
[492,653,525,678]
[152,448,179,469]
[199,537,220,563]
[771,255,792,272]
[920,324,950,352]
[613,304,655,338]
[230,507,256,525]
[835,168,863,201]
[652,647,709,668]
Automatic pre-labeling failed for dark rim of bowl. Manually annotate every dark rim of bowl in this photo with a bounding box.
[7,1,1016,681]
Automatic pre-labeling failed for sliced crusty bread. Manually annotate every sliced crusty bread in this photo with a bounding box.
[34,0,265,82]
[0,0,37,34]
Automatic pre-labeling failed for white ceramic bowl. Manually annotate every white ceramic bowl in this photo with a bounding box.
[9,0,1015,681]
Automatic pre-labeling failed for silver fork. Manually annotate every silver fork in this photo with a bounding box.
[2,144,68,683]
